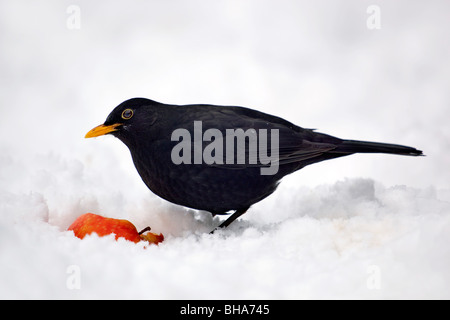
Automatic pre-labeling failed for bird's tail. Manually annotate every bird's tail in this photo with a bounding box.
[334,140,423,156]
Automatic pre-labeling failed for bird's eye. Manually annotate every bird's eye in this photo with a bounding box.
[121,109,134,120]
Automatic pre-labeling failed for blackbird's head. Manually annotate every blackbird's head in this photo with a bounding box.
[85,98,159,146]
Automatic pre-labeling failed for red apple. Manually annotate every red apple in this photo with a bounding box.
[68,213,164,245]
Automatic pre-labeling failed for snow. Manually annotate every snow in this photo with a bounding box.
[1,0,450,299]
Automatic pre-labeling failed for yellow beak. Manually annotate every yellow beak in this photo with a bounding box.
[85,123,121,138]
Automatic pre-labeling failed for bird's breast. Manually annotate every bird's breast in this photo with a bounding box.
[128,140,282,213]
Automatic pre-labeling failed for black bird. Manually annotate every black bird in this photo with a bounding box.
[85,98,423,231]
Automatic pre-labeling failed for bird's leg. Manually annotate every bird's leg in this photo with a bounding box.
[210,208,248,234]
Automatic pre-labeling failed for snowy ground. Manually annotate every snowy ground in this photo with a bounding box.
[1,1,450,299]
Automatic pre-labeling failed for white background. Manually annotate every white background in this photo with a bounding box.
[1,0,449,299]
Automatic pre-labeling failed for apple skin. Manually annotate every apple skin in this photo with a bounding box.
[68,213,164,244]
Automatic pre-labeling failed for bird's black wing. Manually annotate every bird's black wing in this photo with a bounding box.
[190,106,339,169]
